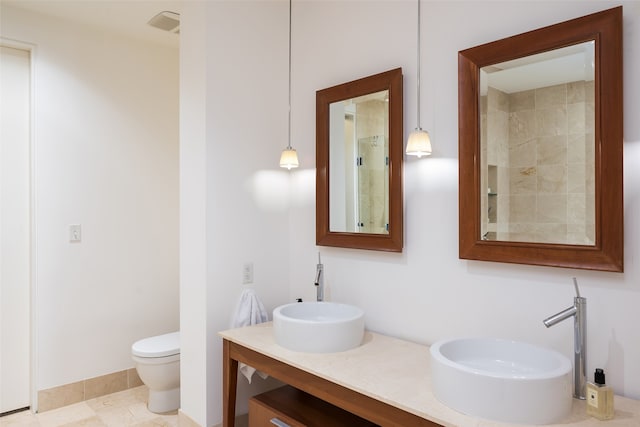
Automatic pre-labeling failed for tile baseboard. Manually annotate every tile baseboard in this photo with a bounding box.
[37,368,143,412]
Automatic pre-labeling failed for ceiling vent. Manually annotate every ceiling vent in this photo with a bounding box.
[148,11,180,34]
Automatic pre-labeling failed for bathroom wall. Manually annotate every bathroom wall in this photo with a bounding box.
[184,1,640,425]
[179,2,294,426]
[285,0,640,401]
[0,5,179,395]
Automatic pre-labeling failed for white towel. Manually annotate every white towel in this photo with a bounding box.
[231,288,269,383]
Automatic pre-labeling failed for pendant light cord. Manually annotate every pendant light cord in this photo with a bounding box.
[287,0,292,150]
[416,0,421,130]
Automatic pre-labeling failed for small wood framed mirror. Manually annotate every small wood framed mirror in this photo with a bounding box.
[316,68,403,252]
[458,7,623,271]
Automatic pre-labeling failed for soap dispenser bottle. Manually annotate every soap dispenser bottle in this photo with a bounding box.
[586,368,614,420]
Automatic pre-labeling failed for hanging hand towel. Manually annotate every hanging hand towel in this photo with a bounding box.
[230,288,269,383]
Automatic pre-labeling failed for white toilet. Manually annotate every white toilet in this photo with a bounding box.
[131,331,180,413]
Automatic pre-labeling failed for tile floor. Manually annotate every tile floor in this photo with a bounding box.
[0,386,177,427]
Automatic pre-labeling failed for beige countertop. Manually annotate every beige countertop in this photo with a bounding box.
[219,323,640,427]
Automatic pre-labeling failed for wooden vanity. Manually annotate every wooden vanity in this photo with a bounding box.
[220,323,640,427]
[221,329,437,426]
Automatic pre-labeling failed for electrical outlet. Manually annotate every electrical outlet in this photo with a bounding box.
[242,262,253,284]
[69,224,82,243]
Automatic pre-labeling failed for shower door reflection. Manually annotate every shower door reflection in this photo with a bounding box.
[330,90,389,234]
[356,134,389,234]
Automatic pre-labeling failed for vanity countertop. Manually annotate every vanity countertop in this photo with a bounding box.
[219,323,640,427]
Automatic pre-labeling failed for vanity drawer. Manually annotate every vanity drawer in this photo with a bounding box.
[249,385,378,427]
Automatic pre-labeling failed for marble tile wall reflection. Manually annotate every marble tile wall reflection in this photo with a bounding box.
[482,81,595,244]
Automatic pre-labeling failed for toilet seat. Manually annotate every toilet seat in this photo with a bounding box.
[132,331,179,358]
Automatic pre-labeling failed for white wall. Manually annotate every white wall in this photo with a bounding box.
[180,2,293,425]
[184,2,640,424]
[0,6,179,392]
[289,0,640,399]
[179,1,209,424]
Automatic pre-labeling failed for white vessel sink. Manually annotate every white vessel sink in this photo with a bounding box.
[430,338,572,425]
[273,302,364,353]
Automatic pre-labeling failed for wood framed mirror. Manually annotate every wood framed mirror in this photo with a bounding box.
[316,68,403,252]
[458,7,623,271]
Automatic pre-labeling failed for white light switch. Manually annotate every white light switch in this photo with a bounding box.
[242,262,253,284]
[69,224,81,243]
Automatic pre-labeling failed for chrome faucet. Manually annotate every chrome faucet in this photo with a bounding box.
[543,277,587,399]
[314,253,323,302]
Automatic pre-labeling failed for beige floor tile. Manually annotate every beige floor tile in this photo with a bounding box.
[85,387,146,412]
[36,403,95,427]
[129,417,177,427]
[58,416,106,427]
[3,385,176,427]
[93,402,156,427]
[128,388,148,403]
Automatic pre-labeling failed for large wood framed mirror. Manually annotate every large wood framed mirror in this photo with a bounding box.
[316,68,403,252]
[459,7,623,271]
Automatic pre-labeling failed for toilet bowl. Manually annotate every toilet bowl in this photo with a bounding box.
[132,331,180,413]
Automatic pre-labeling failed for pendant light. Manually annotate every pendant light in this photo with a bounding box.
[406,0,432,158]
[279,0,300,169]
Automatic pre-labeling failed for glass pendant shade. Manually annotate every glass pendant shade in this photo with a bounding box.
[279,147,299,169]
[406,128,432,158]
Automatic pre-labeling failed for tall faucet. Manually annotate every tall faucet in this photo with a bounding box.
[543,277,587,400]
[314,253,324,302]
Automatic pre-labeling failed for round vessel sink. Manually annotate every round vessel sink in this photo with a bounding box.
[273,302,364,353]
[430,338,572,425]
